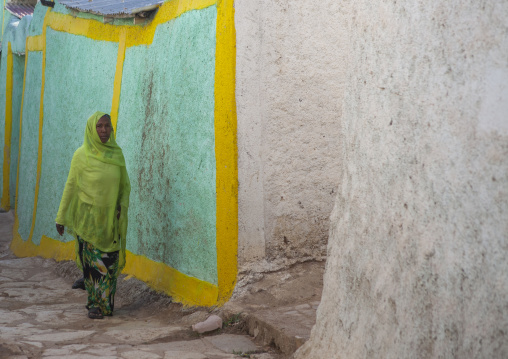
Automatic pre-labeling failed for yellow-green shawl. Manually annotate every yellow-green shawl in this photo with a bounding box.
[56,111,130,272]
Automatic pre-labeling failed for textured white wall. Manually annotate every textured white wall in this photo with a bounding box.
[297,1,508,358]
[235,0,346,268]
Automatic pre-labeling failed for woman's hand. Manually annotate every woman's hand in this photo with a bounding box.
[56,223,65,236]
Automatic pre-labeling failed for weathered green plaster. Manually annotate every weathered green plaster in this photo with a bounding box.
[0,14,32,210]
[7,4,220,288]
[9,53,24,207]
[31,29,117,245]
[0,14,16,202]
[17,51,42,241]
[0,6,7,37]
[0,41,7,201]
[28,3,47,37]
[117,6,218,284]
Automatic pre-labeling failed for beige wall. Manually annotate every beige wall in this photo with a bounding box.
[235,0,346,270]
[297,1,508,358]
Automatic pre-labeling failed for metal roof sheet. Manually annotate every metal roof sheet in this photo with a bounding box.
[5,3,35,18]
[59,0,163,17]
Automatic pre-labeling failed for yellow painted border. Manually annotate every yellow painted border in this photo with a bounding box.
[27,9,49,244]
[110,29,127,131]
[124,252,219,306]
[14,40,29,216]
[11,217,75,261]
[1,42,13,210]
[10,220,218,306]
[11,0,237,307]
[214,0,238,305]
[26,35,44,52]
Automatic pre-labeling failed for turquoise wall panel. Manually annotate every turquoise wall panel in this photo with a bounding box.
[117,6,218,284]
[0,24,9,200]
[0,14,32,209]
[28,3,46,37]
[9,54,25,207]
[17,52,42,241]
[32,29,117,245]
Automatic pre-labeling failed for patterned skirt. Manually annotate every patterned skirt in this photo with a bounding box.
[77,236,119,316]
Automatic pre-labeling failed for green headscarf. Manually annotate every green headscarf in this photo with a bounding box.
[83,111,126,166]
[56,111,130,272]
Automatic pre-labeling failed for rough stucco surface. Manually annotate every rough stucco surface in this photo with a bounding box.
[235,0,344,268]
[16,51,42,241]
[0,38,7,200]
[9,54,24,207]
[118,7,218,284]
[0,14,26,208]
[32,30,117,246]
[296,1,508,358]
[7,5,220,290]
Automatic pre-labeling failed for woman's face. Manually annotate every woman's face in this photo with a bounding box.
[96,115,112,143]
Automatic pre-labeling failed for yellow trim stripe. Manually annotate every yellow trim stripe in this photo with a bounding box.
[26,35,44,52]
[124,252,219,306]
[11,215,75,261]
[10,223,218,307]
[214,0,238,304]
[110,29,127,131]
[14,0,237,307]
[1,42,13,210]
[27,9,49,243]
[14,41,30,212]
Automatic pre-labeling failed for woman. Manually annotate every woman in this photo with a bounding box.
[55,111,130,319]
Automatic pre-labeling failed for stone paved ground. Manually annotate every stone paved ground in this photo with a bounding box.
[0,212,282,359]
[223,261,324,356]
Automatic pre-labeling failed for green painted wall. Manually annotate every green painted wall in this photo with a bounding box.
[28,4,46,37]
[16,51,42,241]
[7,4,220,286]
[32,30,118,245]
[9,53,24,207]
[0,33,7,201]
[118,6,218,284]
[0,14,28,208]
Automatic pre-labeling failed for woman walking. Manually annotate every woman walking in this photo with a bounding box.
[55,111,130,319]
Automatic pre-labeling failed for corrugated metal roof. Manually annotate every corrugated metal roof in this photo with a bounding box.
[59,0,163,17]
[5,3,35,18]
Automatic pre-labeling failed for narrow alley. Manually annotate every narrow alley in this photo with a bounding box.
[0,211,284,359]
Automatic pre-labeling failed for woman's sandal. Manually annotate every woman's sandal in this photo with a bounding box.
[88,308,103,319]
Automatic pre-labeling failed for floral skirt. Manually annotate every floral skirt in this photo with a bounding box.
[77,236,119,316]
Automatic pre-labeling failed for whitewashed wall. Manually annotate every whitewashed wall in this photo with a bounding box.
[235,0,346,269]
[297,1,508,358]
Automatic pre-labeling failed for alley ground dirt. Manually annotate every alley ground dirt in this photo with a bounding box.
[0,212,324,359]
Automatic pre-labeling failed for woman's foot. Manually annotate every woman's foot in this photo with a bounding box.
[72,278,85,290]
[88,308,103,319]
